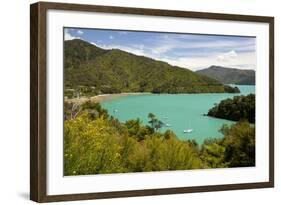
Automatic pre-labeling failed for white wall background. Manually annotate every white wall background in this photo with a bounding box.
[0,0,279,204]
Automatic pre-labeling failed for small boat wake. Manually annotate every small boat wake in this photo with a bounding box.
[162,116,172,127]
[184,120,193,133]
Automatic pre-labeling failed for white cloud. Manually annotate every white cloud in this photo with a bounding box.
[158,51,255,71]
[77,30,84,35]
[64,29,81,41]
[152,44,175,55]
[148,35,255,57]
[93,42,255,71]
[217,50,238,62]
[88,37,255,71]
[94,43,147,57]
[90,42,99,46]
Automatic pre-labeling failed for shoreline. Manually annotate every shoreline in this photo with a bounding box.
[65,92,150,104]
[64,85,254,104]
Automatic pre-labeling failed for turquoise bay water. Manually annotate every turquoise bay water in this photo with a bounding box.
[102,85,255,144]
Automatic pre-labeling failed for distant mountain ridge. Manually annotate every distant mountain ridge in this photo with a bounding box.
[64,39,239,97]
[196,66,255,85]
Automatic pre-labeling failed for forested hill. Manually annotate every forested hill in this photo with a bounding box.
[196,66,255,85]
[207,94,255,123]
[64,39,239,97]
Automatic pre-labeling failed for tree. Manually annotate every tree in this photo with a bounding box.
[64,102,82,120]
[200,139,228,168]
[125,119,153,141]
[208,94,255,123]
[148,113,164,131]
[64,114,123,175]
[64,101,255,176]
[220,121,255,167]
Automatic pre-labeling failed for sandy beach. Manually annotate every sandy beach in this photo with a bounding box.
[65,92,149,104]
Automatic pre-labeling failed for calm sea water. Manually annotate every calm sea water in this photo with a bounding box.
[102,85,255,144]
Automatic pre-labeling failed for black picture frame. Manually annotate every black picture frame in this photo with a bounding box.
[30,1,274,202]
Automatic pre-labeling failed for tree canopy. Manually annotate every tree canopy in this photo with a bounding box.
[64,39,240,98]
[64,101,255,175]
[208,94,255,123]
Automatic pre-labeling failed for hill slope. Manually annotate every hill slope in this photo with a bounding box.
[208,94,255,123]
[64,39,239,97]
[196,66,255,85]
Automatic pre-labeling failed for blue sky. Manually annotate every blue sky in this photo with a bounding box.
[64,28,256,71]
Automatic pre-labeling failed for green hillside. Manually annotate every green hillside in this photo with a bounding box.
[196,65,255,85]
[208,94,255,123]
[64,39,239,98]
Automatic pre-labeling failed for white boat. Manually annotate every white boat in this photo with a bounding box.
[113,109,118,113]
[183,119,193,133]
[183,129,193,133]
[166,123,172,127]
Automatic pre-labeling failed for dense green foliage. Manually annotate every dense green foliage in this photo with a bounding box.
[147,112,165,131]
[64,39,239,97]
[208,94,255,123]
[200,121,255,168]
[64,101,255,175]
[220,122,255,167]
[196,65,255,85]
[223,85,240,93]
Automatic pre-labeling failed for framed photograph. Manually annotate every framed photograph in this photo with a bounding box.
[30,1,274,202]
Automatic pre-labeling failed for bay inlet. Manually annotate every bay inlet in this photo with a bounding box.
[101,85,255,144]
